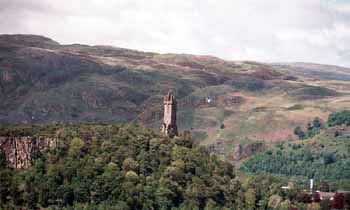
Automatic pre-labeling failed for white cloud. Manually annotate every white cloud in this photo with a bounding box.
[0,0,349,66]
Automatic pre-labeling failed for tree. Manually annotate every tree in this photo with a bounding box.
[304,117,323,138]
[0,151,6,169]
[294,126,306,140]
[204,199,220,210]
[328,110,350,127]
[278,200,291,210]
[165,160,185,182]
[268,195,282,209]
[0,170,13,206]
[220,124,225,129]
[313,117,322,129]
[122,158,139,172]
[68,137,85,157]
[307,203,321,210]
[323,153,336,165]
[245,188,257,210]
[155,185,176,210]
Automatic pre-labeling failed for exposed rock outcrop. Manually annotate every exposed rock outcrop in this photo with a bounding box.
[207,141,226,156]
[229,142,265,162]
[233,144,242,160]
[207,141,265,165]
[0,136,58,169]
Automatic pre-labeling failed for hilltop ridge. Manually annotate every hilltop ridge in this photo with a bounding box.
[1,34,350,161]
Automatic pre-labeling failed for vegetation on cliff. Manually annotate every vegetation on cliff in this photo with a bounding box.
[0,124,311,210]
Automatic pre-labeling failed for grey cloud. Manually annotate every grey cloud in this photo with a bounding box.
[0,0,349,67]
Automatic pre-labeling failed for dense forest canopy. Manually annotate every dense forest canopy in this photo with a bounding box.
[1,109,350,210]
[0,125,334,210]
[0,124,320,210]
[240,138,350,190]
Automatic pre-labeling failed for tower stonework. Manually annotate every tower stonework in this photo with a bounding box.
[161,92,178,137]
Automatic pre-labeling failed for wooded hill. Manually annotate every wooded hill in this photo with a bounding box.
[0,124,313,210]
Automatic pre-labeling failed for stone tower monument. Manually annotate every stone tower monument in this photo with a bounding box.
[161,92,178,137]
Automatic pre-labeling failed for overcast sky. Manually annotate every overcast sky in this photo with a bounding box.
[0,0,350,67]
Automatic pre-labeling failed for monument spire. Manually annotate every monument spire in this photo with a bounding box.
[161,91,178,137]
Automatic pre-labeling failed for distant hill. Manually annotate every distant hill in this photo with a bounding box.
[272,62,350,81]
[1,34,350,161]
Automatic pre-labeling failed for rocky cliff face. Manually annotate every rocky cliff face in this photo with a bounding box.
[228,142,265,163]
[0,136,57,169]
[207,141,265,165]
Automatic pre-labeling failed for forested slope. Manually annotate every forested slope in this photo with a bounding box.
[241,111,350,191]
[0,124,307,210]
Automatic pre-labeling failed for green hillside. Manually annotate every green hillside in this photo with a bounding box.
[240,127,350,190]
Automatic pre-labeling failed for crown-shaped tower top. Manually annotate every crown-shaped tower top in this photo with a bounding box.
[163,91,176,104]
